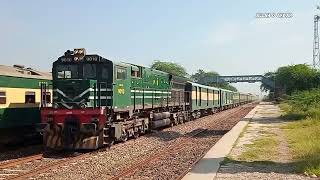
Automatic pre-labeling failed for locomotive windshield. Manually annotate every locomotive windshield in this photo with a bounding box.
[55,63,99,79]
[83,64,96,79]
[56,64,79,79]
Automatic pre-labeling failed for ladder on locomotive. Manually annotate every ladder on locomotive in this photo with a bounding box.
[40,82,52,107]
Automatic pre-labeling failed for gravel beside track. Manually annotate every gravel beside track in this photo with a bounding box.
[122,106,253,180]
[0,104,256,180]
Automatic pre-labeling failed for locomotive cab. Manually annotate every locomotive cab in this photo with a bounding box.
[37,49,114,150]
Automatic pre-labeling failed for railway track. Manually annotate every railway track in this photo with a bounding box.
[174,105,256,180]
[0,104,256,180]
[110,104,256,180]
[6,153,88,180]
[0,154,43,169]
[0,151,91,180]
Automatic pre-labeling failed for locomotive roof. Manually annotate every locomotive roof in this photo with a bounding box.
[0,65,52,80]
[122,62,169,75]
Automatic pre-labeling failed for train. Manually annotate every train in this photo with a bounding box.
[37,48,257,150]
[0,64,51,145]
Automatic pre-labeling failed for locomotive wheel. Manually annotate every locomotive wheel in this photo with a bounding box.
[179,116,184,124]
[107,139,114,147]
[121,133,128,142]
[170,122,174,127]
[133,132,139,139]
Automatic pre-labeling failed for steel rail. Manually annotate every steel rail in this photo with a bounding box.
[7,153,89,180]
[109,106,252,180]
[174,105,255,180]
[0,154,43,169]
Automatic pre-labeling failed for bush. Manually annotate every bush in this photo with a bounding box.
[282,88,320,119]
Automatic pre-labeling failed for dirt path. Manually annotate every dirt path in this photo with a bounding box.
[215,102,310,180]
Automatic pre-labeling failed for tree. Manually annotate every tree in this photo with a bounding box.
[190,69,219,83]
[151,60,188,77]
[191,69,238,91]
[260,71,276,92]
[261,64,320,96]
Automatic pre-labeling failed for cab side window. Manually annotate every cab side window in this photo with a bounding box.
[116,67,127,80]
[131,67,141,78]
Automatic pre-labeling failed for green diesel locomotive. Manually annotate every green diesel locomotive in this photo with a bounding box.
[37,48,256,150]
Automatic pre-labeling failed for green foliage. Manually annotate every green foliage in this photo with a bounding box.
[151,60,188,77]
[262,64,320,96]
[283,118,320,176]
[277,64,320,95]
[285,89,320,115]
[260,71,276,92]
[191,69,237,91]
[277,89,320,176]
[151,62,237,91]
[190,69,219,82]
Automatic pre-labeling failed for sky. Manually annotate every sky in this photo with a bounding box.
[0,0,318,95]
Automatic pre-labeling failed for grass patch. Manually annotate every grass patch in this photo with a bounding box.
[284,118,320,176]
[279,103,292,112]
[232,122,250,149]
[279,101,320,176]
[237,133,279,162]
[279,103,306,120]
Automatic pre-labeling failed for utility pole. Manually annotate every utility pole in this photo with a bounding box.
[313,6,320,68]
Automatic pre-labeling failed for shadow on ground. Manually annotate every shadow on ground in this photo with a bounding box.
[146,128,231,142]
[191,157,301,175]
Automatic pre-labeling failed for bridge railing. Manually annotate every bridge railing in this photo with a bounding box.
[199,75,275,89]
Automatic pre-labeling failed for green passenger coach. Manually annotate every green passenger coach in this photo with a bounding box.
[185,82,220,118]
[0,65,51,144]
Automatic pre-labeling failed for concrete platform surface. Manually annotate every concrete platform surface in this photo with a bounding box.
[182,105,259,180]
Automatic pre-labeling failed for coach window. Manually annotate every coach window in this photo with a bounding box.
[0,91,6,104]
[199,87,202,106]
[207,89,209,106]
[218,91,220,105]
[116,67,127,80]
[195,87,198,105]
[25,91,35,103]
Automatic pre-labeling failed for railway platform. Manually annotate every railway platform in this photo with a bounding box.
[182,102,259,180]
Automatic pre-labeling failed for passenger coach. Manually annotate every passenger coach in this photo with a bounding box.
[0,65,51,144]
